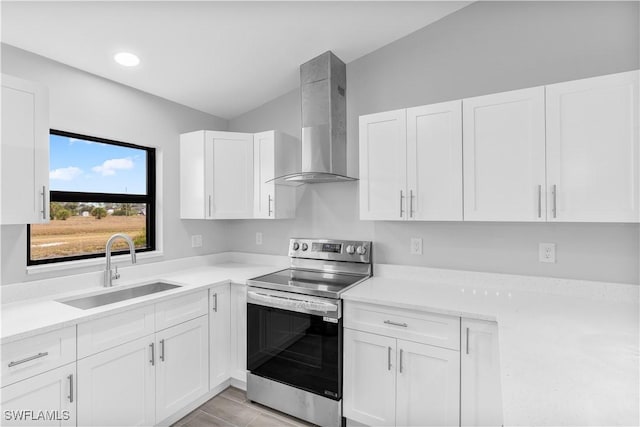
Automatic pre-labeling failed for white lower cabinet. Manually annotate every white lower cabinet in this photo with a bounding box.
[461,319,503,427]
[155,316,209,422]
[1,363,76,426]
[343,329,459,427]
[230,283,247,383]
[209,284,231,390]
[77,335,155,427]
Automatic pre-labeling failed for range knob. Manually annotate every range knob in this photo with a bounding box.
[301,243,308,251]
[346,245,356,255]
[356,245,367,255]
[292,242,300,251]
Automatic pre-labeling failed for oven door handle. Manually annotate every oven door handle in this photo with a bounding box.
[248,291,338,313]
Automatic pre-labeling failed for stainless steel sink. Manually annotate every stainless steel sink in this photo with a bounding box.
[58,282,181,310]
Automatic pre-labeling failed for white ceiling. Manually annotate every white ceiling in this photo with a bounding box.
[1,1,470,119]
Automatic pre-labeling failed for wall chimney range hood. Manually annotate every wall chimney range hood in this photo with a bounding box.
[271,51,356,185]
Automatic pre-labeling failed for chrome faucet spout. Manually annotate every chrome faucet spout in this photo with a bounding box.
[104,233,137,287]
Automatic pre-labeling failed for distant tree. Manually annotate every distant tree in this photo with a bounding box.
[91,207,107,219]
[63,202,79,215]
[49,202,63,220]
[55,209,71,220]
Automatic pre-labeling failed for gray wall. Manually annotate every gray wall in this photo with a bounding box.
[1,45,229,284]
[229,1,640,284]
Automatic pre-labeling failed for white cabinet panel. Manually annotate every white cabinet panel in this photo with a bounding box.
[209,131,254,219]
[407,101,463,221]
[77,335,155,427]
[253,130,297,219]
[463,87,546,221]
[1,74,49,224]
[359,109,407,220]
[210,284,231,390]
[461,319,503,427]
[343,329,396,426]
[155,290,208,331]
[155,315,209,422]
[546,70,639,222]
[396,340,460,427]
[1,363,75,427]
[230,283,248,383]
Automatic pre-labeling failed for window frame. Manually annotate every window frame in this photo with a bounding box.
[27,129,156,265]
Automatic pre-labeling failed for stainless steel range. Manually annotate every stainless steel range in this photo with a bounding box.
[246,238,372,427]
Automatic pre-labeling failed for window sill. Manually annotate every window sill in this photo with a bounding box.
[26,251,165,275]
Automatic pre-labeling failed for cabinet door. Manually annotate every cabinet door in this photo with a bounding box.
[1,363,75,426]
[546,70,639,222]
[407,101,463,221]
[343,329,396,426]
[208,131,254,219]
[461,319,503,427]
[254,130,275,219]
[396,340,460,427]
[180,131,207,219]
[1,74,49,224]
[359,109,408,220]
[463,87,546,221]
[230,283,247,382]
[155,315,209,422]
[210,285,231,390]
[77,335,155,427]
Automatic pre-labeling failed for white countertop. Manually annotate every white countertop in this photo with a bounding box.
[342,265,640,427]
[1,259,283,344]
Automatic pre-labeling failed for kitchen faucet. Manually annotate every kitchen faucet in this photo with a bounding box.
[104,233,137,287]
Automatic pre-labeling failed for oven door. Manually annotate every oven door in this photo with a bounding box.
[247,291,342,400]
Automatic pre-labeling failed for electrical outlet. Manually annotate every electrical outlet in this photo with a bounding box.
[410,237,423,255]
[539,243,556,263]
[191,235,202,248]
[256,232,263,245]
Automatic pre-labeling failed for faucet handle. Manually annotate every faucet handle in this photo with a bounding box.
[113,265,121,280]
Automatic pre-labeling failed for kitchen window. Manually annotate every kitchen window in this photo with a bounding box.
[28,130,156,265]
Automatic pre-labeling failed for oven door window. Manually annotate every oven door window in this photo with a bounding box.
[247,303,342,400]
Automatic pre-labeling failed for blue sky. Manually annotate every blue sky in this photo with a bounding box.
[49,134,147,194]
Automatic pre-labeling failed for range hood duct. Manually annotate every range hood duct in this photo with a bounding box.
[271,51,356,185]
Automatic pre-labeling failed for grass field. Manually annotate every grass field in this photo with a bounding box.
[31,215,146,260]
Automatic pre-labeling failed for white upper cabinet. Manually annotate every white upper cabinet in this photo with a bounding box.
[253,130,297,219]
[359,109,408,220]
[546,70,639,222]
[463,87,546,221]
[1,74,49,225]
[180,130,254,219]
[407,101,462,221]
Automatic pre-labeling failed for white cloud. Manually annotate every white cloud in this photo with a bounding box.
[92,158,134,176]
[50,166,83,181]
[68,137,94,145]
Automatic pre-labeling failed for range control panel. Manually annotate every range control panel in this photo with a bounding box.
[288,238,372,263]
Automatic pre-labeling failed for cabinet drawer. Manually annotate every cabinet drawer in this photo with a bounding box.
[155,290,208,331]
[2,326,76,387]
[77,304,155,359]
[344,301,460,350]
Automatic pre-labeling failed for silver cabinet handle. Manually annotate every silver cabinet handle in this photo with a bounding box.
[149,343,155,366]
[212,293,218,312]
[409,190,415,218]
[268,194,273,217]
[8,352,49,367]
[537,185,542,218]
[400,190,405,218]
[387,346,392,371]
[41,185,47,220]
[208,195,212,217]
[384,320,408,328]
[552,185,557,218]
[159,339,165,362]
[399,349,404,373]
[68,374,74,403]
[466,327,470,355]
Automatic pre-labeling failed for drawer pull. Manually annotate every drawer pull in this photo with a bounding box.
[8,352,49,367]
[384,320,408,328]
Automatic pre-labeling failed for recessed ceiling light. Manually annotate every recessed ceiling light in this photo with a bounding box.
[114,52,140,67]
